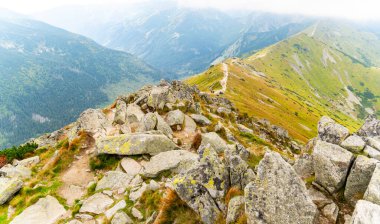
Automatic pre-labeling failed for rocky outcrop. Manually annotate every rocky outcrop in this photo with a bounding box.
[96,133,178,155]
[0,177,23,205]
[200,132,228,153]
[71,109,110,138]
[0,164,31,179]
[363,164,380,205]
[126,104,144,124]
[10,196,66,224]
[318,116,350,144]
[350,200,380,223]
[341,135,366,153]
[79,193,114,214]
[244,151,318,224]
[357,115,380,137]
[312,140,354,193]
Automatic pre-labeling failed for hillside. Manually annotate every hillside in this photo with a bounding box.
[187,31,380,142]
[0,17,160,148]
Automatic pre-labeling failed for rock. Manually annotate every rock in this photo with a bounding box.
[308,187,333,208]
[155,112,173,137]
[293,154,314,179]
[184,115,197,133]
[322,202,339,223]
[126,104,144,124]
[226,196,244,224]
[364,164,380,205]
[318,116,350,144]
[344,214,352,224]
[244,151,318,224]
[105,200,127,219]
[114,100,127,125]
[271,125,289,140]
[96,171,133,191]
[357,115,380,137]
[96,133,178,156]
[147,86,169,110]
[190,114,211,126]
[67,220,83,224]
[74,213,94,221]
[111,211,133,224]
[367,136,380,150]
[138,113,157,132]
[217,107,231,114]
[74,109,110,138]
[0,177,23,205]
[341,135,366,153]
[131,207,143,220]
[312,140,354,193]
[237,124,253,134]
[364,145,380,160]
[149,180,160,191]
[129,183,148,202]
[142,150,198,178]
[350,200,380,223]
[13,156,40,167]
[200,132,228,153]
[165,109,185,126]
[10,195,66,224]
[226,143,250,161]
[120,158,143,176]
[226,154,255,190]
[130,175,144,188]
[345,155,378,204]
[79,193,113,214]
[0,164,31,179]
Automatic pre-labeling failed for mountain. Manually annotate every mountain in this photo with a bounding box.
[0,16,161,148]
[187,22,380,142]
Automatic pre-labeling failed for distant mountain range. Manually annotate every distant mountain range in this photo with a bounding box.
[0,14,161,148]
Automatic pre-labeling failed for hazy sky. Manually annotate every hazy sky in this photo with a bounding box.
[1,0,380,21]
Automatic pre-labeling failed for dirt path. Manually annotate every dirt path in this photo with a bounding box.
[216,63,229,94]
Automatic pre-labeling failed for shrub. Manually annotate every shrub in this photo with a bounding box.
[89,154,119,171]
[0,142,38,162]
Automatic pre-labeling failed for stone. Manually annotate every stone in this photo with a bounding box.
[13,156,40,167]
[0,164,31,179]
[0,177,23,205]
[226,196,244,224]
[367,136,380,151]
[129,183,148,202]
[350,200,380,223]
[237,124,253,134]
[131,207,143,220]
[79,193,113,214]
[10,195,66,224]
[74,213,94,221]
[364,164,380,205]
[155,112,173,137]
[120,158,143,176]
[364,145,380,160]
[293,154,314,179]
[345,155,378,204]
[244,151,318,224]
[67,220,83,224]
[165,109,185,126]
[142,150,198,178]
[147,86,169,110]
[200,132,228,153]
[357,115,380,137]
[308,187,333,208]
[114,100,127,125]
[226,154,255,190]
[96,171,133,191]
[126,104,144,124]
[312,140,354,193]
[129,175,144,188]
[341,135,366,153]
[318,116,350,144]
[322,202,339,223]
[105,200,127,219]
[96,133,178,156]
[149,180,160,191]
[138,113,157,132]
[74,108,110,138]
[111,211,133,224]
[184,115,197,133]
[190,114,211,126]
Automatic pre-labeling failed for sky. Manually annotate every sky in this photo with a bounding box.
[1,0,380,21]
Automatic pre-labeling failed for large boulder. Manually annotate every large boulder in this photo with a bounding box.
[184,115,197,133]
[318,116,350,144]
[190,114,211,126]
[244,151,318,224]
[96,171,133,191]
[138,112,157,132]
[345,155,378,204]
[200,132,228,153]
[10,195,66,224]
[0,164,31,179]
[364,164,380,205]
[367,136,380,151]
[364,145,380,160]
[79,193,114,214]
[113,100,127,125]
[341,135,366,153]
[293,154,314,179]
[96,133,178,156]
[226,155,255,190]
[350,200,380,224]
[155,112,173,137]
[165,109,185,126]
[0,177,23,205]
[13,156,40,167]
[147,86,169,110]
[312,140,354,193]
[357,115,380,137]
[73,108,110,138]
[126,104,144,124]
[120,158,143,176]
[142,150,198,178]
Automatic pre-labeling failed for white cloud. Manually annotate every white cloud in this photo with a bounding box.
[1,0,380,21]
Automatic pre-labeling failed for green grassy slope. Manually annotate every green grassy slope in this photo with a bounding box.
[187,32,380,142]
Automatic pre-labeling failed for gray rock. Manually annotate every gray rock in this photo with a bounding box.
[96,133,178,156]
[114,100,127,125]
[13,156,40,167]
[367,136,380,151]
[131,207,143,220]
[244,151,318,224]
[237,124,253,134]
[364,164,380,205]
[155,112,173,137]
[318,116,350,144]
[67,220,83,224]
[190,114,211,126]
[138,113,157,132]
[200,132,228,153]
[129,183,148,202]
[149,180,160,191]
[0,177,23,205]
[341,135,366,153]
[147,86,169,110]
[357,115,380,137]
[350,200,380,224]
[322,202,339,223]
[142,150,198,178]
[184,115,197,133]
[345,155,378,204]
[111,211,133,224]
[165,109,185,126]
[226,154,255,190]
[312,140,354,193]
[73,108,110,138]
[10,195,66,224]
[226,196,244,224]
[79,193,113,214]
[0,164,31,179]
[126,104,144,124]
[120,158,143,176]
[104,200,127,219]
[364,145,380,160]
[293,154,314,179]
[96,171,133,191]
[308,187,333,208]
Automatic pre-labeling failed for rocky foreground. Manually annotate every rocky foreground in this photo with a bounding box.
[0,81,380,224]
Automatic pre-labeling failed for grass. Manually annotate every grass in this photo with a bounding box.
[89,154,120,171]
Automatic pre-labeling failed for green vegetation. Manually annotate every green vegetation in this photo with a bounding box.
[0,142,38,163]
[89,154,120,171]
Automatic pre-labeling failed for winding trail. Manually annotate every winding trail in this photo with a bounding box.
[216,63,229,94]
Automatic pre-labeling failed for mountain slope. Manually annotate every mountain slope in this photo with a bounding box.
[187,31,380,142]
[0,17,160,148]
